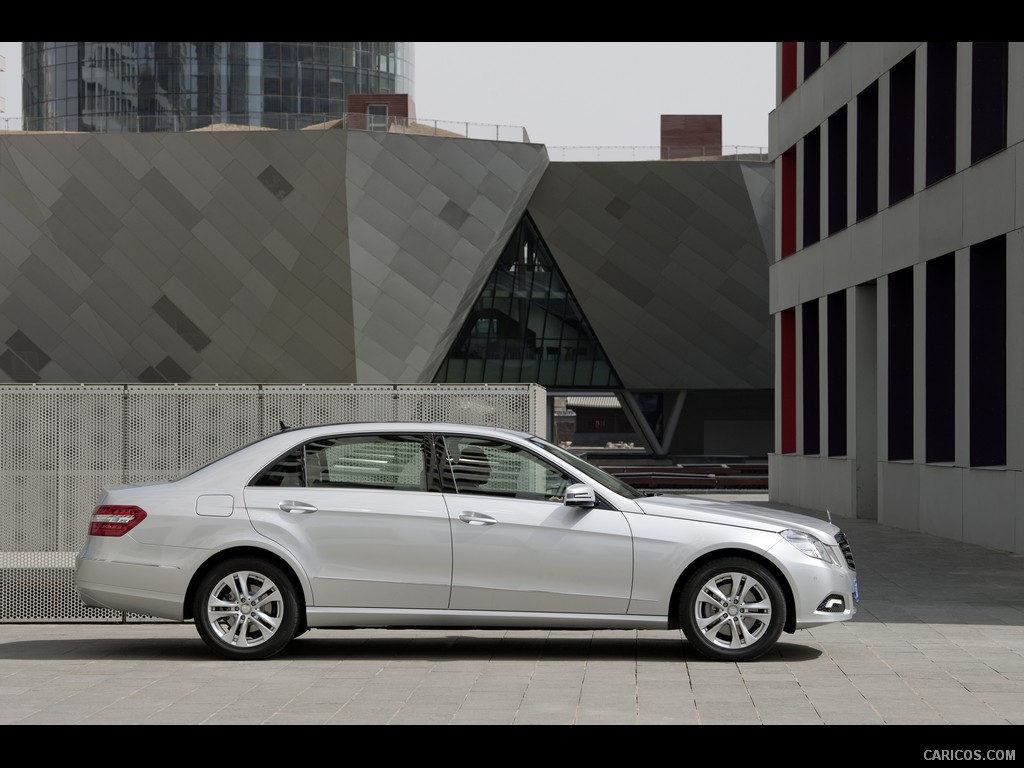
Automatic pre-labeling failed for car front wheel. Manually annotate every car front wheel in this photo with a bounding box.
[679,558,786,662]
[193,558,301,660]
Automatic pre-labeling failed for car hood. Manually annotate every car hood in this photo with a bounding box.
[634,495,843,538]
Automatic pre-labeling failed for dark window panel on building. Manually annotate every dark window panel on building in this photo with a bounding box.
[888,267,914,461]
[827,291,847,457]
[802,300,820,455]
[828,106,848,236]
[926,254,955,463]
[856,81,879,221]
[926,41,957,186]
[781,146,797,258]
[435,214,621,390]
[804,42,821,79]
[803,128,821,248]
[969,236,1006,467]
[971,41,1008,164]
[889,52,916,205]
[781,308,796,454]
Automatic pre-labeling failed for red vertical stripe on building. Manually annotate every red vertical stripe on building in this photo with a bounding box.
[781,147,796,258]
[781,42,797,101]
[781,308,796,454]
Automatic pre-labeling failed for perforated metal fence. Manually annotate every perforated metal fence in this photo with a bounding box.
[0,383,546,622]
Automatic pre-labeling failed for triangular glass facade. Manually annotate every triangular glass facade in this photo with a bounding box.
[435,213,621,388]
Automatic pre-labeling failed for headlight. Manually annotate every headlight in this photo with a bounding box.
[781,529,840,566]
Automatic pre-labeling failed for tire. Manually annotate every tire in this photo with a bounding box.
[193,557,301,660]
[679,557,786,662]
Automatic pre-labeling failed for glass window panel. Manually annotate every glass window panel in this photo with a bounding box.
[262,434,435,491]
[436,213,620,389]
[443,437,572,501]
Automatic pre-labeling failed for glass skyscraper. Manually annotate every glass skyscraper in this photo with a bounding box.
[22,42,414,132]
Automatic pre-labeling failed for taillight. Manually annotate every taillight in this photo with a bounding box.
[89,505,148,537]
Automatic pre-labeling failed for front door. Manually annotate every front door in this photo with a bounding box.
[441,434,633,615]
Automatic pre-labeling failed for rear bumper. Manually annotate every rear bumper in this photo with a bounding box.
[75,548,190,621]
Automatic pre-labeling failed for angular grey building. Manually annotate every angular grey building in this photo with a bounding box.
[22,42,414,132]
[0,121,773,457]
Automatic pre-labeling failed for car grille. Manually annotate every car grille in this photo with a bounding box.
[835,531,856,570]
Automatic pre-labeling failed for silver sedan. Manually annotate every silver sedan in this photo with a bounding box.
[75,422,858,661]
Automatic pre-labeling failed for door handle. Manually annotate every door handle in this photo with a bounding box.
[279,500,318,514]
[458,511,496,526]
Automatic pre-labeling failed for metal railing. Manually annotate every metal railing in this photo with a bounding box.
[1,114,768,160]
[546,145,770,162]
[0,112,532,143]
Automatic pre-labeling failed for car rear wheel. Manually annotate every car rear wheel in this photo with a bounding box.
[193,558,301,660]
[679,558,786,662]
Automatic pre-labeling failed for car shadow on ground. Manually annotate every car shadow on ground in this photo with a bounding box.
[0,631,823,663]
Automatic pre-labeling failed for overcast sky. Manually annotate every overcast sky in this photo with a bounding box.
[415,42,776,150]
[0,42,777,149]
[0,42,18,125]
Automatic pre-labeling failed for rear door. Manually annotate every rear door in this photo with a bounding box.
[243,432,453,609]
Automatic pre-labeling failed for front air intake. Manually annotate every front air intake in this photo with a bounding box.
[817,595,847,613]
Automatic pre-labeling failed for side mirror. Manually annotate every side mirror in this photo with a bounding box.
[564,483,596,508]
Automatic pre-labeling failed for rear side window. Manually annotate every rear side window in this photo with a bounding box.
[253,434,438,491]
[253,446,304,487]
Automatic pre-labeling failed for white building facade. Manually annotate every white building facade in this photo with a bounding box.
[769,42,1024,553]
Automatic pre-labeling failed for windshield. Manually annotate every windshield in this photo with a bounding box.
[530,438,645,500]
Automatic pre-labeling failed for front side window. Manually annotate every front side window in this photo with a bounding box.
[253,434,436,491]
[441,436,573,502]
[529,438,644,500]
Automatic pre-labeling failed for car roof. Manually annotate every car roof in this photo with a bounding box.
[274,422,536,440]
